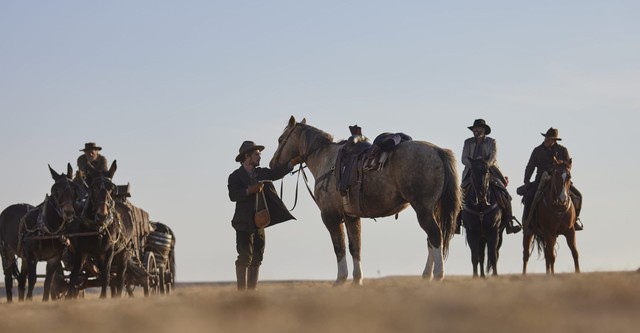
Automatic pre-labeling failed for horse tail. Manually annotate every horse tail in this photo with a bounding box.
[436,148,462,258]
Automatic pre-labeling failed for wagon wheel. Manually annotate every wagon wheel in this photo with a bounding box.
[169,249,175,288]
[160,253,174,295]
[142,252,159,296]
[49,265,69,300]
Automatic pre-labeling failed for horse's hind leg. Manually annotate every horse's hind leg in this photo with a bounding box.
[344,216,363,286]
[2,255,16,302]
[414,205,444,280]
[321,212,348,286]
[564,230,580,273]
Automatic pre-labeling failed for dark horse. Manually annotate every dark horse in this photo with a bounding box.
[522,158,580,274]
[68,160,134,298]
[270,116,461,284]
[462,158,504,277]
[0,164,80,302]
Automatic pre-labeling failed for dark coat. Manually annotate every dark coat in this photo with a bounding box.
[524,142,571,184]
[228,164,295,232]
[77,154,108,180]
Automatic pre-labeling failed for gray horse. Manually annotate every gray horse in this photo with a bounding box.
[270,116,461,284]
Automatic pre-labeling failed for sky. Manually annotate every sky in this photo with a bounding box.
[1,1,639,282]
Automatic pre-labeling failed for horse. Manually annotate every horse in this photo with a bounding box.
[461,158,504,277]
[269,116,461,284]
[0,203,33,302]
[67,160,134,298]
[0,164,80,302]
[522,158,580,274]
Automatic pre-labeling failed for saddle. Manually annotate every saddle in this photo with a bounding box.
[336,132,412,217]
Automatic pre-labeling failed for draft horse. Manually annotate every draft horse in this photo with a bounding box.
[270,116,461,284]
[0,164,80,302]
[67,160,134,298]
[462,158,504,277]
[522,158,580,274]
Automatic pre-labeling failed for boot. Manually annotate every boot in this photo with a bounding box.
[506,217,522,234]
[235,266,247,291]
[247,266,260,290]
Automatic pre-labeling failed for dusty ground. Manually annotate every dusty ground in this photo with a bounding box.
[1,271,639,333]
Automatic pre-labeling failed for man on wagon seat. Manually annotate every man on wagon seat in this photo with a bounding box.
[75,142,109,184]
[227,140,301,291]
[520,128,583,231]
[458,119,521,234]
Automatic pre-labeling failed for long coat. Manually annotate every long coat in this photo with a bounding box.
[228,164,295,232]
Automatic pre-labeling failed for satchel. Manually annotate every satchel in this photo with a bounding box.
[254,189,271,228]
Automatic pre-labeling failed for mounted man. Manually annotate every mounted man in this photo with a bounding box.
[519,127,583,231]
[458,119,521,234]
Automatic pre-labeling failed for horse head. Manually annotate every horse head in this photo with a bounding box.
[270,115,308,168]
[85,160,118,230]
[48,163,82,223]
[468,157,491,207]
[549,158,572,208]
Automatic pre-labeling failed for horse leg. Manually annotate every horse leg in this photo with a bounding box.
[522,230,534,275]
[544,235,557,274]
[479,238,486,278]
[113,251,128,297]
[100,251,115,299]
[42,260,59,301]
[412,203,444,280]
[466,227,480,278]
[565,230,580,273]
[26,259,37,300]
[2,255,16,302]
[322,213,348,286]
[344,216,363,286]
[17,259,28,301]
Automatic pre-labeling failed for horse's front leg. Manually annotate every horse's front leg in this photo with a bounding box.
[99,250,115,299]
[544,234,557,274]
[322,212,347,286]
[18,259,28,301]
[2,255,16,302]
[26,258,37,300]
[42,259,61,301]
[564,230,580,273]
[466,228,480,278]
[112,251,128,297]
[344,216,363,286]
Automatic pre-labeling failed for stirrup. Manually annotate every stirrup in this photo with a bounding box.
[574,218,584,231]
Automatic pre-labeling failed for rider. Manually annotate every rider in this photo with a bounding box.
[520,127,583,230]
[458,119,521,234]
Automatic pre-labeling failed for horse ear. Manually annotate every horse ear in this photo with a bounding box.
[288,115,296,128]
[301,118,307,124]
[107,160,117,179]
[49,164,61,180]
[67,163,73,179]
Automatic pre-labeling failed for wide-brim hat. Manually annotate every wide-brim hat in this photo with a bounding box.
[235,141,265,162]
[467,119,491,135]
[80,142,102,152]
[541,127,562,140]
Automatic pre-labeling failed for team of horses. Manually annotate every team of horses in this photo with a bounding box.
[0,161,149,302]
[270,116,580,284]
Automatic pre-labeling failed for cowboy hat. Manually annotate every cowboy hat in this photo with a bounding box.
[467,119,491,135]
[80,142,102,152]
[541,127,562,140]
[235,141,265,162]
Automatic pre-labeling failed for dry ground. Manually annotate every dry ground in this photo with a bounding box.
[1,271,639,333]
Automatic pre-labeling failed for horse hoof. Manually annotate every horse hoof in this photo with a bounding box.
[333,278,347,287]
[352,278,363,286]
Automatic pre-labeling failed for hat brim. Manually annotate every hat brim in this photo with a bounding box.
[80,147,102,151]
[468,125,491,135]
[541,133,562,140]
[235,145,265,162]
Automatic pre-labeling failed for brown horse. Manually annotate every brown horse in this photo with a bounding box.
[67,160,134,298]
[0,164,80,302]
[270,116,461,284]
[522,159,579,274]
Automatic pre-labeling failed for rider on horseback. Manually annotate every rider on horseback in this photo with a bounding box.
[519,128,583,231]
[458,119,521,234]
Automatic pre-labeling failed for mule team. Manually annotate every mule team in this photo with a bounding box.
[229,116,581,290]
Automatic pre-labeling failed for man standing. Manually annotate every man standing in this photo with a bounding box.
[460,119,520,234]
[521,128,582,230]
[227,141,301,291]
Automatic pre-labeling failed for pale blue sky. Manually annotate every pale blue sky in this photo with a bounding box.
[1,1,638,282]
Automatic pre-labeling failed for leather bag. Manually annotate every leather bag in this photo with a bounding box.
[254,190,271,228]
